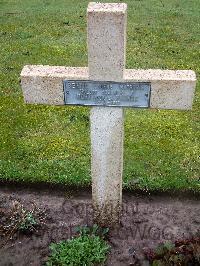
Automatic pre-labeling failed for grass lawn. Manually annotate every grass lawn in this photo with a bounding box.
[0,0,199,191]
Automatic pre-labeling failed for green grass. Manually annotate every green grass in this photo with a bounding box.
[0,0,199,191]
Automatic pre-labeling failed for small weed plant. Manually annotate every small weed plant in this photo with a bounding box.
[0,200,46,247]
[19,211,37,232]
[46,224,110,266]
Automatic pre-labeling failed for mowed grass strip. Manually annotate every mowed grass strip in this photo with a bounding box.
[0,0,199,191]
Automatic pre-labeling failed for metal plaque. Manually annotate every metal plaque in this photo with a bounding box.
[63,80,151,108]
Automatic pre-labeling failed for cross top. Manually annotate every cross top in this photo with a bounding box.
[21,2,196,227]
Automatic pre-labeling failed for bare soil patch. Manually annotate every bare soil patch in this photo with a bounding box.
[0,184,199,266]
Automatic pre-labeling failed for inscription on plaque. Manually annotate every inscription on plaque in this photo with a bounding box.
[63,80,151,108]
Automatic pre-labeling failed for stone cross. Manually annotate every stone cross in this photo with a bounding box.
[21,2,196,227]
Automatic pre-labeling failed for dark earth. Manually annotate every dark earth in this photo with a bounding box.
[0,183,199,266]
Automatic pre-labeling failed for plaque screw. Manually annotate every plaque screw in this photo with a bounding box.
[145,93,148,97]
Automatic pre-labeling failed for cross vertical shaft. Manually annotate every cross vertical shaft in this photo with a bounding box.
[87,3,127,226]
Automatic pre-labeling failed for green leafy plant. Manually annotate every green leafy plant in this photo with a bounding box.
[46,225,110,266]
[75,224,109,239]
[19,211,37,232]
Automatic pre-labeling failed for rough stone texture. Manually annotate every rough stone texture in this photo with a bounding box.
[87,2,127,13]
[21,66,196,110]
[88,3,127,226]
[87,2,127,81]
[90,108,124,226]
[21,66,88,105]
[125,69,196,110]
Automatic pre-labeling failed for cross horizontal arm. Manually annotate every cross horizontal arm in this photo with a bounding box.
[21,65,196,110]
